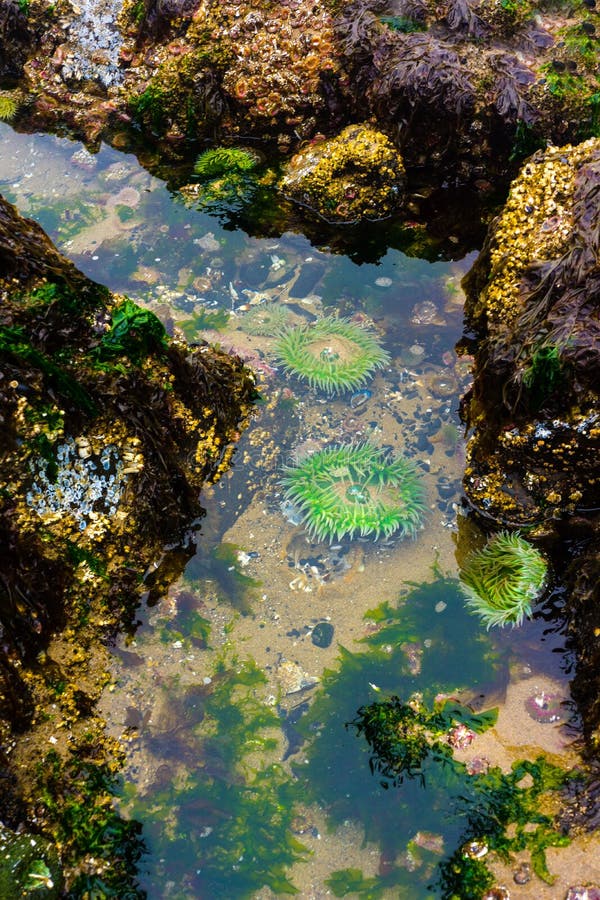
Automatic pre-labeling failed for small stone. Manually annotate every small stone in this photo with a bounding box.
[275,660,320,695]
[565,888,600,900]
[311,622,334,648]
[514,862,531,884]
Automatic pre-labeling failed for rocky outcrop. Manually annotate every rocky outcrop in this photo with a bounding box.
[459,138,600,753]
[279,124,406,223]
[460,137,600,526]
[2,0,598,202]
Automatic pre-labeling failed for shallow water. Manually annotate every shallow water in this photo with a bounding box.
[2,123,594,898]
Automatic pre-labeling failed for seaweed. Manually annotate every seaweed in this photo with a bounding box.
[183,542,262,614]
[95,298,168,363]
[379,15,425,33]
[36,745,146,898]
[368,33,476,119]
[333,694,571,899]
[490,53,537,125]
[437,757,572,897]
[350,696,497,787]
[443,0,488,38]
[123,659,307,898]
[0,325,96,415]
[294,578,507,867]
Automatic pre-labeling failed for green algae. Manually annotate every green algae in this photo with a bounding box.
[350,696,498,787]
[183,542,262,614]
[293,578,507,883]
[122,659,307,898]
[36,745,145,898]
[95,298,168,363]
[0,823,62,898]
[437,756,571,898]
[178,307,230,342]
[326,700,571,899]
[295,577,571,899]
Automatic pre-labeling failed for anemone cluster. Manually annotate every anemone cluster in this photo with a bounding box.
[274,316,390,395]
[215,0,338,122]
[280,442,425,543]
[459,531,548,629]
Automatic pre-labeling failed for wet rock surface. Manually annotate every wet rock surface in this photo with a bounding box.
[461,137,600,526]
[1,0,598,205]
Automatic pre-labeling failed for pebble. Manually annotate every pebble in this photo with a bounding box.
[311,622,334,648]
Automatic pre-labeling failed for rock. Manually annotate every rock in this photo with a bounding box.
[279,125,406,223]
[274,659,320,695]
[461,138,600,525]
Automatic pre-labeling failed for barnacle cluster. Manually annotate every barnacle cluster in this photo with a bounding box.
[26,436,143,539]
[279,125,406,222]
[471,139,599,328]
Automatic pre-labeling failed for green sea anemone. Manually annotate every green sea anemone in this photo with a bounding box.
[239,302,291,337]
[459,531,548,629]
[0,91,19,122]
[274,316,390,394]
[280,442,425,543]
[194,147,261,179]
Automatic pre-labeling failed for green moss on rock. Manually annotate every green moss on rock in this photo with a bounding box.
[279,125,406,223]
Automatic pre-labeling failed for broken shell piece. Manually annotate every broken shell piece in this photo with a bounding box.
[275,660,320,695]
